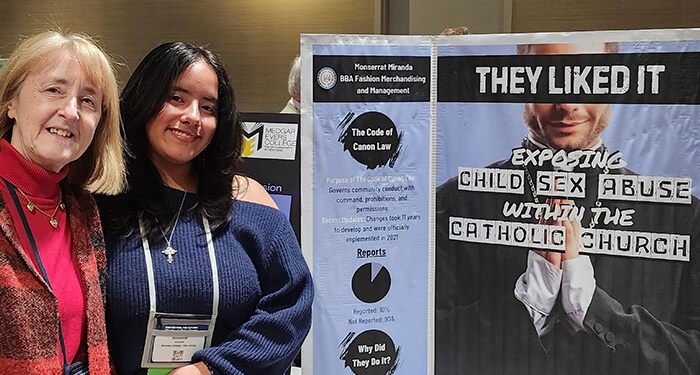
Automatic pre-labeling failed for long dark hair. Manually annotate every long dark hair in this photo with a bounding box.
[101,42,241,240]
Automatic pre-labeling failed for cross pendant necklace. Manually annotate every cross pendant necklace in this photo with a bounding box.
[157,191,187,264]
[162,245,178,264]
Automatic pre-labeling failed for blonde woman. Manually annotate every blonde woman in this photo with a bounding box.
[0,30,125,374]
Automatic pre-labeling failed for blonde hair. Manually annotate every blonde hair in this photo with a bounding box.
[440,26,469,35]
[0,30,126,194]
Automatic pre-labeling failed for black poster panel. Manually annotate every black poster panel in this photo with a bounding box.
[239,112,301,243]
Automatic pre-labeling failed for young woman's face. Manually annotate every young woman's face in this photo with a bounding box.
[8,49,103,172]
[146,59,219,170]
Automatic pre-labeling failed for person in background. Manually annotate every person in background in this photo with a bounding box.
[97,42,313,375]
[440,25,469,35]
[0,30,125,374]
[280,55,301,114]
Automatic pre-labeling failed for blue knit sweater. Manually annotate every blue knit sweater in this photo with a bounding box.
[101,196,313,375]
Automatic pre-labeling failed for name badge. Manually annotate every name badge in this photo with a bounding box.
[142,313,214,368]
[152,335,206,363]
[139,217,220,370]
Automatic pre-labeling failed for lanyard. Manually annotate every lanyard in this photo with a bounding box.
[2,178,71,375]
[138,214,220,368]
[139,214,220,318]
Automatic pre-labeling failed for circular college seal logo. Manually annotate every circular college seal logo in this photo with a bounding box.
[317,67,337,90]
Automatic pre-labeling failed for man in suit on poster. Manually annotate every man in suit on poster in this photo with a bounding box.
[435,42,700,375]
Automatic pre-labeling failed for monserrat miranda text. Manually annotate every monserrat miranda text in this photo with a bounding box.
[448,147,692,262]
[345,62,426,95]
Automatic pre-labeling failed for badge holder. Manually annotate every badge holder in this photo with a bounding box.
[141,312,215,368]
[139,217,220,371]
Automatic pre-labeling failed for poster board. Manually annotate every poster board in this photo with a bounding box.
[239,112,301,241]
[302,35,434,375]
[302,29,700,375]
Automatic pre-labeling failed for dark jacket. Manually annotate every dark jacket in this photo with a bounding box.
[436,142,700,375]
[0,185,111,375]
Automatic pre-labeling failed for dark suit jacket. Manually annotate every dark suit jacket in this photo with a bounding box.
[435,144,700,375]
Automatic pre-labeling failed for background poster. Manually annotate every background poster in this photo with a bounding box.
[303,29,700,375]
[302,35,433,375]
[435,30,700,375]
[239,112,301,241]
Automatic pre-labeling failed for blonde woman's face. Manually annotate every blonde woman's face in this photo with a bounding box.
[7,49,102,172]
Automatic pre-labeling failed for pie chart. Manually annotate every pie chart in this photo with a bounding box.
[352,262,391,303]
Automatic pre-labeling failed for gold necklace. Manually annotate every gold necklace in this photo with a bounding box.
[15,187,65,228]
[156,191,188,264]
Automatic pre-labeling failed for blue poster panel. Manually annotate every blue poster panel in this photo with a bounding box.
[435,30,700,374]
[304,35,433,375]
